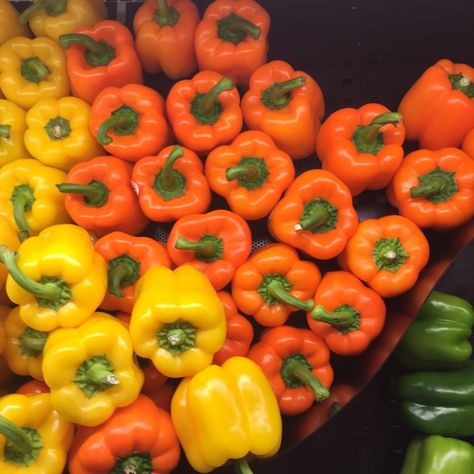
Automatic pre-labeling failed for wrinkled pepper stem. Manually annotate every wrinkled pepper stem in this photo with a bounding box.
[175,234,223,263]
[158,321,198,356]
[11,184,35,242]
[97,105,139,145]
[74,356,120,398]
[410,177,446,198]
[232,458,254,474]
[59,33,116,67]
[85,364,119,387]
[0,125,11,140]
[264,277,314,311]
[19,328,48,357]
[161,146,184,188]
[19,0,67,22]
[56,180,109,207]
[372,236,408,272]
[20,57,51,84]
[154,0,180,26]
[262,76,306,109]
[115,452,153,474]
[449,73,474,98]
[218,13,261,44]
[108,264,131,298]
[295,204,329,232]
[0,415,33,454]
[310,305,358,330]
[153,145,187,200]
[226,156,269,190]
[201,77,235,115]
[107,254,140,298]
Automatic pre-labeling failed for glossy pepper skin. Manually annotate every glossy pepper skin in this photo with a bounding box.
[134,0,200,78]
[232,243,321,327]
[90,83,169,162]
[0,224,107,332]
[58,155,149,237]
[0,393,74,474]
[268,170,358,260]
[462,128,474,158]
[0,159,70,242]
[132,144,211,222]
[0,99,31,167]
[19,0,107,42]
[166,71,242,155]
[195,0,270,88]
[171,356,282,473]
[59,20,143,104]
[338,215,430,298]
[0,217,19,305]
[16,380,50,395]
[249,326,333,416]
[205,131,295,220]
[167,210,252,290]
[387,148,474,229]
[395,361,474,438]
[0,37,70,110]
[316,103,404,195]
[42,313,144,427]
[396,291,474,370]
[242,60,325,159]
[0,0,30,45]
[24,97,102,171]
[399,59,474,149]
[400,436,474,474]
[130,265,226,378]
[307,271,386,356]
[95,231,171,313]
[68,394,180,474]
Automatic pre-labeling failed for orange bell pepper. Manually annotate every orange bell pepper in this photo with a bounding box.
[134,0,200,78]
[90,83,169,162]
[194,0,270,87]
[166,70,242,155]
[167,210,251,290]
[338,215,430,298]
[59,20,143,104]
[306,271,386,356]
[268,169,358,260]
[132,144,211,222]
[462,129,474,158]
[387,148,474,229]
[316,103,404,195]
[205,131,295,220]
[242,60,325,159]
[232,243,321,327]
[398,59,474,149]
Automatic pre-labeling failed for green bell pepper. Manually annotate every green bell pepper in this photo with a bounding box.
[395,361,474,438]
[396,291,474,370]
[400,435,474,474]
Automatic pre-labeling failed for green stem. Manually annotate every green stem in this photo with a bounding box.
[410,177,446,198]
[262,76,306,109]
[59,34,116,67]
[218,13,261,44]
[86,365,119,386]
[74,356,119,398]
[97,105,139,145]
[19,0,67,23]
[0,125,11,140]
[154,0,180,26]
[56,181,108,208]
[0,415,33,455]
[19,328,48,357]
[202,77,235,115]
[296,205,329,232]
[11,184,35,242]
[107,255,140,298]
[310,305,360,333]
[108,265,130,298]
[175,235,223,263]
[162,146,184,188]
[449,73,474,98]
[158,321,197,356]
[20,57,51,84]
[225,156,269,190]
[329,402,343,418]
[266,279,314,312]
[232,458,254,474]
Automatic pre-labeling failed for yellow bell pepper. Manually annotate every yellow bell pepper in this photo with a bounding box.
[19,0,107,43]
[0,99,31,168]
[0,305,8,354]
[130,265,226,378]
[0,158,70,242]
[0,393,73,473]
[172,356,282,473]
[0,217,19,306]
[42,312,144,426]
[0,224,107,332]
[24,96,103,171]
[0,0,30,46]
[0,37,70,110]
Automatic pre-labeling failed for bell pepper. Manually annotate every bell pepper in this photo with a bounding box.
[0,0,30,46]
[307,271,386,356]
[132,144,211,222]
[395,361,474,437]
[0,393,73,474]
[0,37,70,110]
[130,265,226,378]
[90,83,169,162]
[42,312,144,426]
[3,306,47,380]
[59,20,143,104]
[166,71,242,154]
[316,104,404,195]
[231,243,321,327]
[167,210,252,290]
[0,224,107,332]
[138,358,176,411]
[396,291,474,370]
[398,59,474,149]
[134,0,200,78]
[400,435,474,474]
[338,215,430,298]
[462,128,474,158]
[0,217,19,306]
[146,379,176,412]
[0,305,7,354]
[19,0,107,43]
[94,231,171,313]
[171,356,282,474]
[268,169,359,260]
[0,99,31,167]
[16,380,50,394]
[387,148,474,229]
[68,394,180,474]
[194,0,270,88]
[205,131,295,220]
[0,159,70,242]
[242,60,325,159]
[213,291,253,365]
[57,155,149,237]
[24,96,102,171]
[248,326,333,416]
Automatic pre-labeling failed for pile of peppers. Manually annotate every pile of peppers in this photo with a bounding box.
[0,0,472,473]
